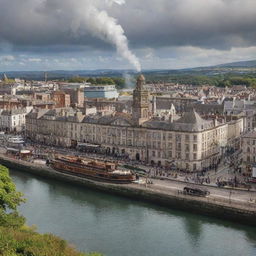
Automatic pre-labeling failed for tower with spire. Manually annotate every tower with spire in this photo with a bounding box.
[132,74,150,125]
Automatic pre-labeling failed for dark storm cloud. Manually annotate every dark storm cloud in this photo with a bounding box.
[115,0,256,50]
[0,0,256,52]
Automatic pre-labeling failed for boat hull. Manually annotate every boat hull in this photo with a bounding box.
[50,160,136,184]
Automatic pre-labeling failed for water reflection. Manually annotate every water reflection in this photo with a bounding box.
[10,169,256,256]
[183,218,202,247]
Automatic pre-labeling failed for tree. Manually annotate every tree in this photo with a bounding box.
[68,76,87,83]
[0,165,102,255]
[0,165,25,228]
[87,77,96,84]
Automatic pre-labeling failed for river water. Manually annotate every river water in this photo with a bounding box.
[10,169,256,256]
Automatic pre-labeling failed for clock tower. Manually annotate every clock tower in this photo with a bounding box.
[132,74,150,125]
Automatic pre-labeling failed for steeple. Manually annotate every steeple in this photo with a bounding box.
[136,74,146,89]
[132,74,150,125]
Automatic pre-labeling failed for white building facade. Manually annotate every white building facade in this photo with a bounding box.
[0,109,26,132]
[26,76,244,172]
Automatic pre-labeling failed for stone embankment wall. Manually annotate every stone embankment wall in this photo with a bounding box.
[0,154,256,226]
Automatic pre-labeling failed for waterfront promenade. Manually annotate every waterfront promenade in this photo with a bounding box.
[0,151,256,225]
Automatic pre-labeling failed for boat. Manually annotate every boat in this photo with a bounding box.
[7,136,25,144]
[50,155,136,183]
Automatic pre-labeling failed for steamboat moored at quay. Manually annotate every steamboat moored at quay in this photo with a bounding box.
[49,155,137,184]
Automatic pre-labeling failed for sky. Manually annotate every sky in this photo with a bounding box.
[0,0,256,71]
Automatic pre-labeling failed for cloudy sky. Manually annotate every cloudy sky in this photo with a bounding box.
[0,0,256,71]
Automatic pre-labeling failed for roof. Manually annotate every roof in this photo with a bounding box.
[0,109,26,116]
[176,109,205,125]
[142,110,215,132]
[243,130,256,139]
[137,74,145,81]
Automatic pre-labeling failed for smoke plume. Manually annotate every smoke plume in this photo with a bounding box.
[83,1,141,72]
[123,73,136,88]
[106,0,126,6]
[68,0,141,72]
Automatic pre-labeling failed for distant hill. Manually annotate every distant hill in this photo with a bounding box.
[1,59,256,81]
[0,69,138,81]
[215,60,256,68]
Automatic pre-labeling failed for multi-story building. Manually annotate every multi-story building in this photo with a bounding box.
[26,75,243,172]
[0,109,27,132]
[241,131,256,176]
[63,88,84,107]
[84,85,119,99]
[51,91,71,108]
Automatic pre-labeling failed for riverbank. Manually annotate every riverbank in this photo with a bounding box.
[1,153,256,226]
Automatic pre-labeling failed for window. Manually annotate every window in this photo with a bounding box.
[152,151,156,157]
[168,151,172,158]
[185,144,189,152]
[176,152,181,159]
[186,153,189,160]
[193,144,197,151]
[185,135,189,141]
[193,135,197,141]
[176,134,181,141]
[193,153,197,160]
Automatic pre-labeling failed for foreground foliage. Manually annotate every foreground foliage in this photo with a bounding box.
[0,165,102,256]
[0,165,25,228]
[0,226,101,256]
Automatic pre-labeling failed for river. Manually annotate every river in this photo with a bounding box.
[10,169,256,256]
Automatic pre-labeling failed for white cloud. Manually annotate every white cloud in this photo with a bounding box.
[28,58,42,62]
[0,55,15,62]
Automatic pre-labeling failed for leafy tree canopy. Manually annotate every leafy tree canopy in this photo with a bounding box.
[0,165,102,255]
[0,165,25,228]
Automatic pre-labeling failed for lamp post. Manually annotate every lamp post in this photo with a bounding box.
[229,190,232,204]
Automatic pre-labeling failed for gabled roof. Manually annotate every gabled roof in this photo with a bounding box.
[82,113,134,126]
[176,109,205,125]
[142,110,215,132]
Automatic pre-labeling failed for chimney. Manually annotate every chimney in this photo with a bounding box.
[152,96,157,115]
[84,102,87,115]
[169,114,174,123]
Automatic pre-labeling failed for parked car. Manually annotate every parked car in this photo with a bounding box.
[183,187,210,197]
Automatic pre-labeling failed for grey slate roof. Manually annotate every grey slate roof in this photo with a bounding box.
[143,109,214,132]
[1,109,26,116]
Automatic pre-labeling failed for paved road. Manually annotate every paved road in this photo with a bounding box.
[2,143,255,207]
[150,178,256,205]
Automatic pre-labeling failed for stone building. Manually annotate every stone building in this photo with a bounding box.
[63,88,84,107]
[0,108,26,132]
[26,75,244,172]
[51,91,71,108]
[241,131,256,176]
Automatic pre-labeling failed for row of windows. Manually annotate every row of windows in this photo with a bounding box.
[151,150,199,160]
